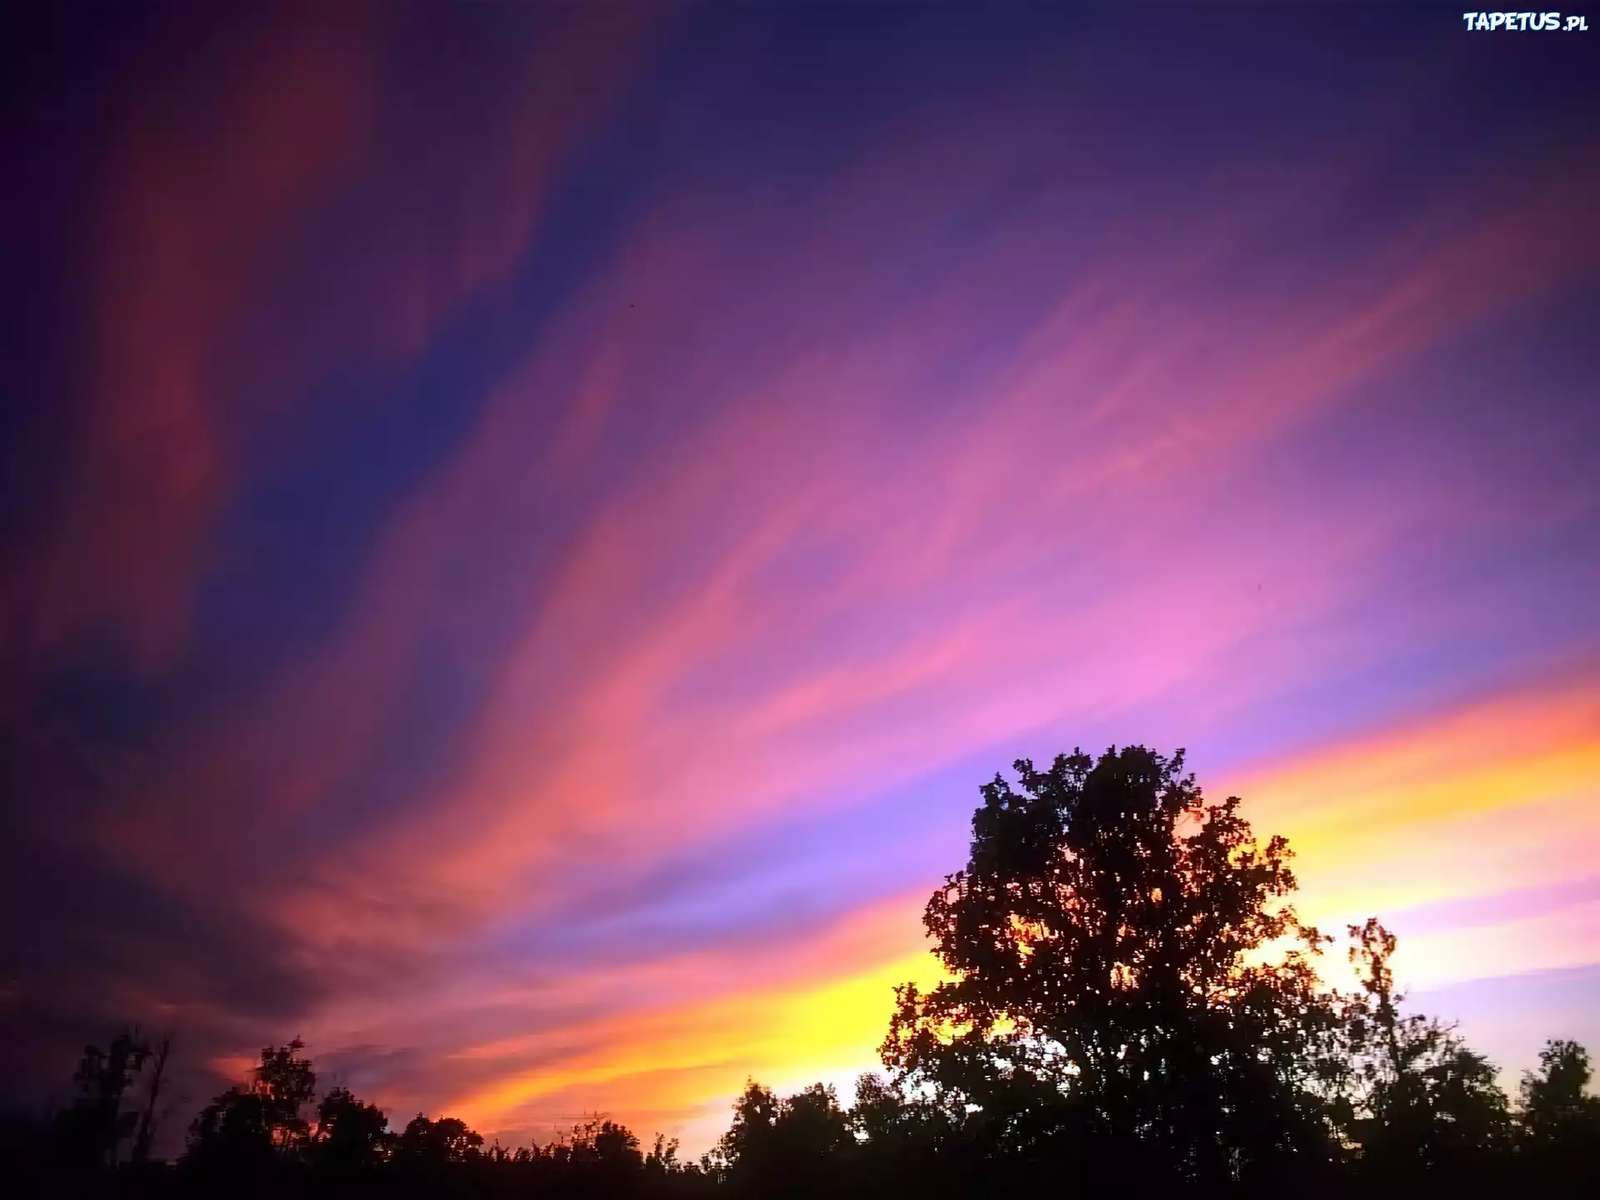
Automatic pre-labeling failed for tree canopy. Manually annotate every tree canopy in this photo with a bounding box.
[882,746,1342,1186]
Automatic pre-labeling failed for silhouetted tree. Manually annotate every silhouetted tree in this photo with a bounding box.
[882,746,1345,1188]
[1517,1038,1600,1184]
[394,1113,483,1164]
[560,1117,642,1170]
[53,1028,152,1167]
[185,1038,316,1172]
[130,1032,173,1165]
[849,1071,962,1197]
[1341,919,1511,1178]
[714,1080,853,1197]
[312,1085,392,1174]
[643,1132,681,1174]
[525,1116,659,1197]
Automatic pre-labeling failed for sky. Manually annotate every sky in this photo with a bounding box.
[3,0,1598,1158]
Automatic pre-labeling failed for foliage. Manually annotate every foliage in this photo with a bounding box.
[712,1080,853,1196]
[313,1087,392,1173]
[882,746,1342,1187]
[1517,1038,1600,1184]
[51,1029,153,1168]
[1338,919,1512,1177]
[394,1113,484,1165]
[185,1039,317,1172]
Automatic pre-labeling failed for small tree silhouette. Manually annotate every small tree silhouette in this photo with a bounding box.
[712,1080,852,1197]
[312,1085,392,1173]
[1341,919,1511,1176]
[53,1028,152,1167]
[1517,1038,1600,1180]
[185,1038,316,1171]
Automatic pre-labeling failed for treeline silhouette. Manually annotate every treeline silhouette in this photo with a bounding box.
[8,747,1597,1197]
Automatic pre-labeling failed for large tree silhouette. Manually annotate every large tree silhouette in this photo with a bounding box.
[882,745,1344,1187]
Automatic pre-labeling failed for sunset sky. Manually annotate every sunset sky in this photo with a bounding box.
[4,1,1598,1156]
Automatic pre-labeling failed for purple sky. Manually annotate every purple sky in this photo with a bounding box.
[4,0,1598,1153]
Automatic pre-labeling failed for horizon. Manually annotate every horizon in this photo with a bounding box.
[3,0,1598,1161]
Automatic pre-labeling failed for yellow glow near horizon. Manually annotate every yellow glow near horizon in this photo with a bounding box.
[378,677,1598,1153]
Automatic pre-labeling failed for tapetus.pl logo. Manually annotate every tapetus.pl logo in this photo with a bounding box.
[1461,10,1590,29]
